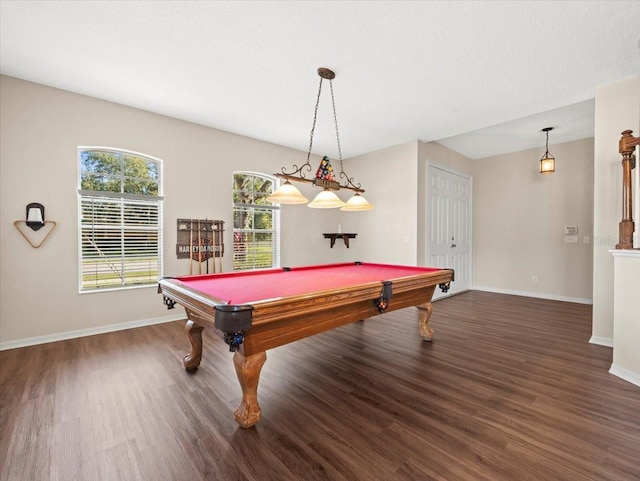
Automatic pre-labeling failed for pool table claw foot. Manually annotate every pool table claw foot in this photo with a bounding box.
[233,401,262,428]
[183,319,204,370]
[233,350,267,428]
[418,301,434,341]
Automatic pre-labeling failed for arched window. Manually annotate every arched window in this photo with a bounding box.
[78,147,163,291]
[233,172,280,270]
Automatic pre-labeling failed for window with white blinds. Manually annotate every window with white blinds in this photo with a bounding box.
[233,172,280,270]
[78,148,163,292]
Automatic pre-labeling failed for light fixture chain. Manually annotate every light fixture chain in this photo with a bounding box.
[306,77,324,164]
[546,130,551,153]
[330,78,360,191]
[329,79,343,162]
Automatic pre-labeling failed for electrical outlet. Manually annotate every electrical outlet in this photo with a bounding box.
[583,236,590,244]
[532,275,538,283]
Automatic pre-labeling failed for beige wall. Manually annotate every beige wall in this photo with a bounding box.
[472,138,594,302]
[592,75,640,344]
[338,141,420,265]
[341,140,475,268]
[2,73,636,350]
[1,76,454,347]
[419,141,474,177]
[610,252,640,386]
[0,75,349,345]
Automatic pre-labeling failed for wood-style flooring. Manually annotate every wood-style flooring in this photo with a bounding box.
[1,291,639,481]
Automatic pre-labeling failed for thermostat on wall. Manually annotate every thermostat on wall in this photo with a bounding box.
[564,226,578,235]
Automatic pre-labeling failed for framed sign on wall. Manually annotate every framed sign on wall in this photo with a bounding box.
[176,219,224,273]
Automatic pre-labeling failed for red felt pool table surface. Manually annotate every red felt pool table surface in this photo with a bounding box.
[172,262,444,305]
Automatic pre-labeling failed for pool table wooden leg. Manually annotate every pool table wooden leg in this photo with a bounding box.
[183,319,204,370]
[233,350,267,428]
[417,301,434,341]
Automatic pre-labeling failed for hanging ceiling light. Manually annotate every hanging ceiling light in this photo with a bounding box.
[308,189,345,208]
[266,68,373,210]
[539,127,556,174]
[341,192,374,211]
[264,180,308,204]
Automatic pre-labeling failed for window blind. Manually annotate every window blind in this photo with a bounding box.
[79,193,162,291]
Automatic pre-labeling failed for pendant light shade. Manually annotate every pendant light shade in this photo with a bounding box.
[265,180,308,204]
[540,155,555,174]
[308,189,346,208]
[340,193,374,211]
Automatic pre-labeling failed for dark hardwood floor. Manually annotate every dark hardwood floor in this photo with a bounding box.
[1,291,639,481]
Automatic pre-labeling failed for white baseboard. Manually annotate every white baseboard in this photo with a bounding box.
[472,285,592,305]
[609,363,640,388]
[0,313,185,351]
[589,336,614,347]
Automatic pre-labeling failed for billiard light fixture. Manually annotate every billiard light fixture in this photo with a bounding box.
[266,68,373,211]
[539,127,556,174]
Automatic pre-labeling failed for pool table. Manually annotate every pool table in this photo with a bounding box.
[158,262,453,428]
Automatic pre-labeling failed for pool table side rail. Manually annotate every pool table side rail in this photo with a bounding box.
[241,278,449,354]
[159,269,453,355]
[246,268,454,324]
[159,278,228,314]
[159,268,453,325]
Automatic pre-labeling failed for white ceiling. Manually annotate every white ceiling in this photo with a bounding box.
[1,1,639,160]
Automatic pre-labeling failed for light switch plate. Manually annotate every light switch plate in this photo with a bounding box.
[565,235,578,244]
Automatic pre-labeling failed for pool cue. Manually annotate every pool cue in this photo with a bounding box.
[206,220,209,274]
[189,219,193,275]
[212,225,217,273]
[218,223,223,273]
[211,221,216,274]
[215,225,219,273]
[197,219,202,274]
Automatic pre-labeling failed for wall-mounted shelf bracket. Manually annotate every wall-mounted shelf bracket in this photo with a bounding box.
[323,233,357,248]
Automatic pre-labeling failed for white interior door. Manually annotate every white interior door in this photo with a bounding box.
[427,165,472,298]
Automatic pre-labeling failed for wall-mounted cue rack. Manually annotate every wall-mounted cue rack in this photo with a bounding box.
[176,219,225,274]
